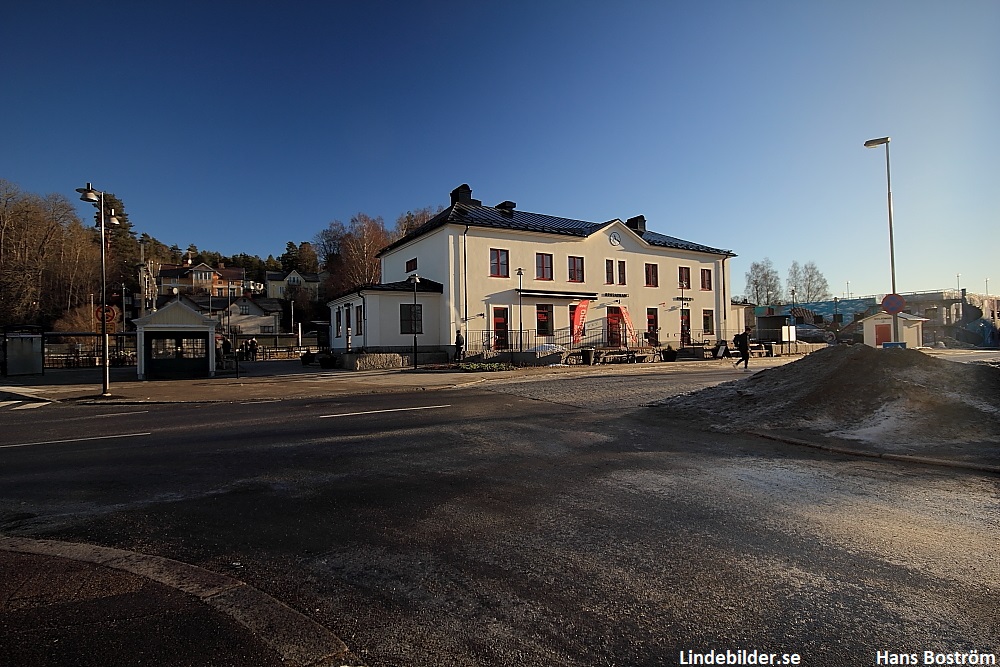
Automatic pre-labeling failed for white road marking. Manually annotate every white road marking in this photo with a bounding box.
[0,401,22,408]
[0,432,152,449]
[12,402,49,410]
[319,405,451,419]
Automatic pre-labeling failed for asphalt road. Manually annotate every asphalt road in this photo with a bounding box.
[1,366,997,666]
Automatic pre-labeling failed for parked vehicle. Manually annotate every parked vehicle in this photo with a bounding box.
[795,323,837,344]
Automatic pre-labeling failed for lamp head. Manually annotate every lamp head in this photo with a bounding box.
[107,208,120,225]
[864,137,890,148]
[76,183,100,203]
[409,273,420,284]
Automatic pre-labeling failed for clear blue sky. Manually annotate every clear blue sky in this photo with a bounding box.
[4,1,997,299]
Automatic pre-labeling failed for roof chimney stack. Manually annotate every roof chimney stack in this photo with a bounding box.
[450,184,481,206]
[625,215,646,233]
[495,200,516,216]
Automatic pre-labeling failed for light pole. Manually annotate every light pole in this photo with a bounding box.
[408,274,420,370]
[865,136,899,343]
[76,183,119,397]
[516,267,523,351]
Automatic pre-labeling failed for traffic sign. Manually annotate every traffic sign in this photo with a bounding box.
[881,293,906,315]
[95,305,118,323]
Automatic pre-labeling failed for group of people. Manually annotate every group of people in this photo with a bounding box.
[217,336,260,363]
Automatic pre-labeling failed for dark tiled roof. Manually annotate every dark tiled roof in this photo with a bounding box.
[329,278,444,301]
[379,202,734,257]
[640,230,733,255]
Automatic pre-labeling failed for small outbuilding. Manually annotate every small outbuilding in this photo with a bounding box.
[860,311,927,349]
[133,300,218,379]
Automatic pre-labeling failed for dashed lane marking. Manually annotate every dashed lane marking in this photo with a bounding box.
[0,432,152,449]
[319,405,451,419]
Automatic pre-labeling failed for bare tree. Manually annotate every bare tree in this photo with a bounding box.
[341,213,389,288]
[799,261,831,302]
[393,205,442,240]
[744,258,783,305]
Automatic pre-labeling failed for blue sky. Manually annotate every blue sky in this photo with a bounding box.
[4,1,997,299]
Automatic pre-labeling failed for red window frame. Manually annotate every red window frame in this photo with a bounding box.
[536,253,553,280]
[405,258,417,272]
[678,266,691,289]
[536,304,554,335]
[568,256,584,283]
[644,263,658,287]
[490,248,509,277]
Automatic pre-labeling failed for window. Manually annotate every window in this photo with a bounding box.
[261,325,275,333]
[700,268,712,291]
[405,258,417,272]
[288,275,301,286]
[678,266,691,289]
[644,263,659,287]
[702,310,714,335]
[646,308,659,346]
[536,253,553,280]
[605,259,615,284]
[335,309,342,337]
[239,305,250,315]
[536,304,554,335]
[568,256,584,282]
[490,249,509,277]
[345,305,352,332]
[356,305,364,335]
[814,315,824,325]
[400,303,422,334]
[617,260,626,285]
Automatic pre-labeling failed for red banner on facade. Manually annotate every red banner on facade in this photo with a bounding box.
[572,299,590,343]
[620,305,636,346]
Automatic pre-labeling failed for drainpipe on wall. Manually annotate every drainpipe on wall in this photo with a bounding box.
[462,225,469,335]
[721,255,729,337]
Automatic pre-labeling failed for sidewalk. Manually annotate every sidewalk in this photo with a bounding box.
[0,536,364,667]
[0,358,500,404]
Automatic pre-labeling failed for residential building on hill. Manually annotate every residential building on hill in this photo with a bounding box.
[326,184,739,356]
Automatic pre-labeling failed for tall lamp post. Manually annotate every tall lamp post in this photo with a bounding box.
[516,267,524,351]
[76,183,119,397]
[408,274,420,370]
[864,136,899,343]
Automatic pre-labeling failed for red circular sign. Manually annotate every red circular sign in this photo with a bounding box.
[95,305,118,323]
[881,293,906,315]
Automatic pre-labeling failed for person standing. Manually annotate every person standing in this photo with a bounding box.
[732,326,752,371]
[454,330,465,362]
[249,337,258,361]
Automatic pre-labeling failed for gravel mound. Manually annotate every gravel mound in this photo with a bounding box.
[654,345,1000,446]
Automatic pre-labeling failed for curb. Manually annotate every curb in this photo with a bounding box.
[0,536,367,667]
[750,431,1000,475]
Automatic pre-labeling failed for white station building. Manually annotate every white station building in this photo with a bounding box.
[327,185,738,356]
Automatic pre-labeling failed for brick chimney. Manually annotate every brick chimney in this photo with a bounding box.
[626,215,646,233]
[450,184,482,206]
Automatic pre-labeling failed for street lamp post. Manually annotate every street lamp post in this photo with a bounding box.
[409,274,420,370]
[516,267,524,351]
[864,136,899,343]
[76,183,119,397]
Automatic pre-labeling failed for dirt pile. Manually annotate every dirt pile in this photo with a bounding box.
[655,345,1000,447]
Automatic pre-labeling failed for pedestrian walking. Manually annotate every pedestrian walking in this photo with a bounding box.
[454,330,465,362]
[732,326,752,371]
